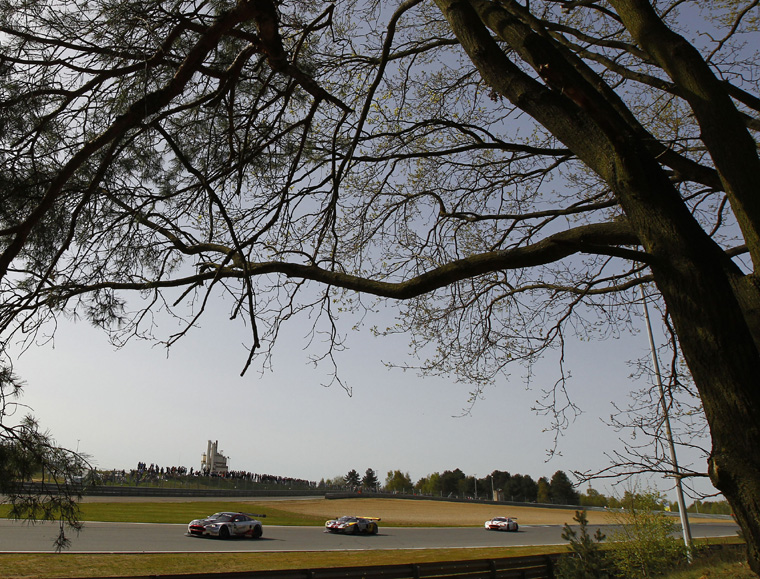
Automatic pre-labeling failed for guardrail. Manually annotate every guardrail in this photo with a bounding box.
[325,491,585,510]
[118,553,563,579]
[16,482,324,498]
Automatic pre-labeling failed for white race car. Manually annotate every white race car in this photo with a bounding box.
[325,515,380,534]
[187,511,264,539]
[484,516,519,532]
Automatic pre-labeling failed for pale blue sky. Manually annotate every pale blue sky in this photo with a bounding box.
[9,292,716,502]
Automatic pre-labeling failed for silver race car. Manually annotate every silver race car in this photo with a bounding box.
[187,511,264,539]
[324,515,380,534]
[484,516,519,532]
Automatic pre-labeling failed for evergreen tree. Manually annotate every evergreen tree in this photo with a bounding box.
[556,510,612,579]
[362,468,378,489]
[506,473,538,502]
[550,471,580,505]
[488,470,511,499]
[537,477,551,504]
[440,469,466,497]
[344,469,361,488]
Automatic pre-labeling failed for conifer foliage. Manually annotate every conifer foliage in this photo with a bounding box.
[556,510,613,579]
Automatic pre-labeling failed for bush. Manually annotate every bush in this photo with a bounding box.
[607,491,689,577]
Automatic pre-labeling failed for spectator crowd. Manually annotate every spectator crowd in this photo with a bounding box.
[104,462,318,488]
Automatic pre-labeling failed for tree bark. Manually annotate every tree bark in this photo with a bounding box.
[611,0,760,270]
[433,1,760,572]
[609,3,760,571]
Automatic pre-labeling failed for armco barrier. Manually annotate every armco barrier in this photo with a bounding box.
[17,482,324,498]
[116,553,564,579]
[325,491,587,511]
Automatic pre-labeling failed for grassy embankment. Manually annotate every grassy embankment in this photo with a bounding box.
[0,498,743,578]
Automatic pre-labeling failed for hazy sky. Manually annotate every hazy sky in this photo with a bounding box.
[8,290,717,502]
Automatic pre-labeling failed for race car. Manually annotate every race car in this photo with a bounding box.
[324,515,380,534]
[187,511,264,539]
[484,516,519,532]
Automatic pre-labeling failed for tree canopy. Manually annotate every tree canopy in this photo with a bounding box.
[0,382,85,550]
[344,469,361,488]
[549,469,580,505]
[1,0,759,571]
[385,469,413,492]
[362,468,379,489]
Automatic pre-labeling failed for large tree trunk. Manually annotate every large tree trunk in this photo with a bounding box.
[608,3,760,571]
[605,114,760,575]
[433,1,760,573]
[601,107,760,578]
[641,206,760,575]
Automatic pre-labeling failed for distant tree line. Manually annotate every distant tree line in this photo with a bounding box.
[413,469,581,505]
[333,467,581,504]
[328,468,380,491]
[334,467,727,514]
[676,499,732,515]
[578,487,732,515]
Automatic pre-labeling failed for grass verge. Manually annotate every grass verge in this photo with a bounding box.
[0,501,327,526]
[1,546,566,579]
[665,545,755,579]
[1,541,747,579]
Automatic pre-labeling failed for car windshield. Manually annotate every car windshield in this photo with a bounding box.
[493,517,507,521]
[208,513,233,522]
[338,516,356,522]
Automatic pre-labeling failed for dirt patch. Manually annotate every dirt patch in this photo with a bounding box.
[264,498,613,526]
[76,495,729,526]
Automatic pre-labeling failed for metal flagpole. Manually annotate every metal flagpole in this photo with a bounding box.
[640,284,693,557]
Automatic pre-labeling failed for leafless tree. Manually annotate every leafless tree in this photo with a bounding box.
[575,302,712,499]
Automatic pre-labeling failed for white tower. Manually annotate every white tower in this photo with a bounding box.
[200,440,229,474]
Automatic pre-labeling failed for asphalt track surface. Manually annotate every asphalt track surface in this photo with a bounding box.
[0,520,739,553]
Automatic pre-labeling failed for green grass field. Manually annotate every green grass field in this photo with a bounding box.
[1,546,574,579]
[11,500,327,526]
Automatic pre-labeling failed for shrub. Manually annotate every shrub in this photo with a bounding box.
[607,491,689,577]
[556,510,614,578]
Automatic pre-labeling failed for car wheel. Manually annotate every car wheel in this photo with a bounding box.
[219,526,230,539]
[370,523,378,535]
[251,525,263,539]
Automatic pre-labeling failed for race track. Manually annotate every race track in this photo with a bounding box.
[0,520,739,553]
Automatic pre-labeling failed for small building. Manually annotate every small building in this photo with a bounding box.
[201,440,229,474]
